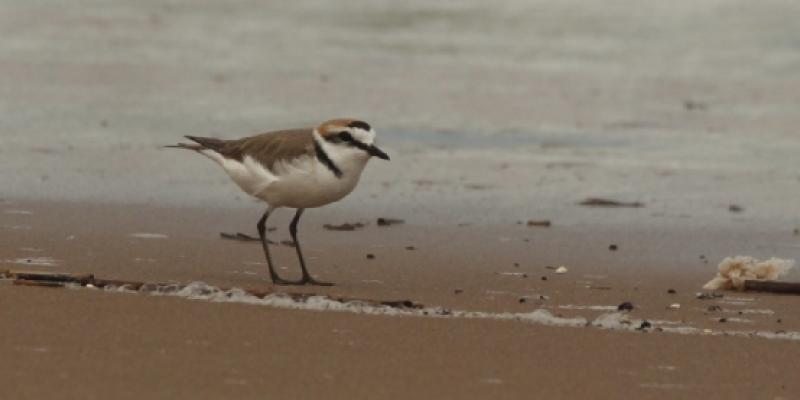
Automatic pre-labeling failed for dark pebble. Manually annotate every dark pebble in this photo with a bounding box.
[777,319,782,323]
[667,289,676,294]
[719,318,728,323]
[617,301,634,311]
[366,254,375,259]
[637,320,652,330]
[454,289,463,295]
[728,204,743,213]
[707,305,722,312]
[518,298,527,303]
[609,244,618,251]
[405,246,416,250]
[541,276,548,281]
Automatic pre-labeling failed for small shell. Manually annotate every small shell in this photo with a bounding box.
[668,303,681,309]
[555,266,568,274]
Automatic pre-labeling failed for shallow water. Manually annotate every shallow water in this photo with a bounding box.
[1,0,799,226]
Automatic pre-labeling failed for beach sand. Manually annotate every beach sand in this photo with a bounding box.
[2,200,800,399]
[3,0,800,398]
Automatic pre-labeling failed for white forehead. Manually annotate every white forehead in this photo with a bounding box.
[347,126,375,144]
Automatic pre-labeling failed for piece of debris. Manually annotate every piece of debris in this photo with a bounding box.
[405,246,416,251]
[794,228,799,236]
[637,320,652,331]
[617,301,634,311]
[608,244,618,251]
[220,232,261,242]
[526,220,551,227]
[366,254,375,260]
[683,100,708,111]
[667,288,676,294]
[454,289,463,295]
[668,303,681,310]
[696,292,724,300]
[578,198,644,208]
[719,318,728,323]
[703,256,795,290]
[541,276,548,281]
[376,218,404,227]
[518,297,527,303]
[744,280,800,294]
[555,266,568,274]
[707,305,722,312]
[323,222,365,231]
[728,204,744,213]
[545,265,556,270]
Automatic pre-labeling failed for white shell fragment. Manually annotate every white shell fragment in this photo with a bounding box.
[555,266,568,274]
[668,303,681,310]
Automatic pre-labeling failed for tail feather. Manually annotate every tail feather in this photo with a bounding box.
[164,143,203,151]
[184,135,227,152]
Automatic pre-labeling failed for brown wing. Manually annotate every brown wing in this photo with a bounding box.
[187,128,315,170]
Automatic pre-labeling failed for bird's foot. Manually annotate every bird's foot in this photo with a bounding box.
[270,276,304,286]
[300,276,334,286]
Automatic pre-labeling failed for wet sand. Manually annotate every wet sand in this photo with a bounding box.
[3,0,800,398]
[2,200,800,399]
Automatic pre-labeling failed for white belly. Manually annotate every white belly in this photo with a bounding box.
[205,150,368,209]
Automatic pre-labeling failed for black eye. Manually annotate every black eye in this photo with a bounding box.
[339,131,353,142]
[325,135,343,144]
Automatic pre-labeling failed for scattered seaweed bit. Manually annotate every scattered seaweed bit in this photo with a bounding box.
[366,254,375,260]
[379,300,422,309]
[589,286,612,290]
[667,288,676,294]
[513,262,520,268]
[376,217,404,227]
[454,289,463,295]
[405,246,416,251]
[519,297,527,304]
[728,204,744,213]
[220,232,261,242]
[608,244,618,251]
[719,318,728,323]
[526,220,551,227]
[545,265,556,270]
[323,222,365,231]
[578,198,644,208]
[541,276,548,281]
[707,305,722,312]
[777,319,782,324]
[696,292,724,300]
[617,301,634,311]
[683,100,708,111]
[464,183,492,190]
[637,320,652,331]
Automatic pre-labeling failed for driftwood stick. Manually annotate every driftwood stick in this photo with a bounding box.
[6,271,94,285]
[744,280,800,294]
[3,270,423,310]
[13,279,66,288]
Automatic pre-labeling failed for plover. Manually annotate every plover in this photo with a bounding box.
[168,119,389,286]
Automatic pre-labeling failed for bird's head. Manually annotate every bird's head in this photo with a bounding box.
[317,119,390,161]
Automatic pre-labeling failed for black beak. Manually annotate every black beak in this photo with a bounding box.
[368,145,390,160]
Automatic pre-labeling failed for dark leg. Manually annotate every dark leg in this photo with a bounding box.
[290,208,333,286]
[257,208,299,285]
